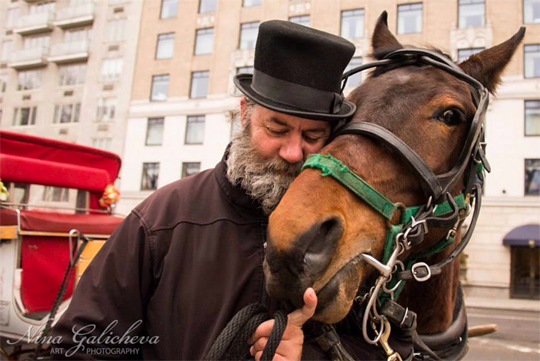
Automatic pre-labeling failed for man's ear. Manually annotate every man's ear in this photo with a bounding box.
[240,97,249,127]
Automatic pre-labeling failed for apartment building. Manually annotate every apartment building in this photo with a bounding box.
[119,0,540,301]
[0,0,143,157]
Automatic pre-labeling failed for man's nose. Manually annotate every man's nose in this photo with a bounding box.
[279,134,304,164]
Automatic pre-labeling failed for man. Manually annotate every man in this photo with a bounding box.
[51,20,357,360]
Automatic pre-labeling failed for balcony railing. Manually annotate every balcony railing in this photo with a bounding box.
[54,3,95,28]
[49,40,90,63]
[9,47,49,69]
[14,12,54,35]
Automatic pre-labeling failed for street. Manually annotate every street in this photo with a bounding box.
[464,307,540,361]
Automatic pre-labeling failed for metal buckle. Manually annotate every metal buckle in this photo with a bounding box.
[411,262,431,282]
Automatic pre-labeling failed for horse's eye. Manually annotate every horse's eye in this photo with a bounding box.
[437,109,464,126]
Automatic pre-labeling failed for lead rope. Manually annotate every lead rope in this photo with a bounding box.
[205,304,287,361]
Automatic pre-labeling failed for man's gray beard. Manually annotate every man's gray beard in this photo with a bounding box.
[226,126,302,215]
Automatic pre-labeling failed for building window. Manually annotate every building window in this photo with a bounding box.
[524,0,540,24]
[151,74,169,101]
[23,35,50,49]
[525,44,540,78]
[458,0,485,28]
[341,9,364,39]
[344,57,363,89]
[29,2,55,15]
[185,115,205,144]
[141,163,159,190]
[6,8,19,29]
[12,107,37,126]
[397,3,423,34]
[160,0,178,19]
[146,118,164,146]
[243,0,261,7]
[101,58,123,81]
[156,33,175,59]
[96,98,116,122]
[194,28,214,55]
[92,138,112,151]
[59,63,87,86]
[525,159,540,195]
[1,41,13,62]
[199,0,217,13]
[17,70,42,91]
[510,245,539,300]
[182,162,201,178]
[0,74,7,93]
[525,100,540,136]
[239,22,260,50]
[53,103,81,124]
[190,71,209,98]
[64,27,92,43]
[106,19,126,42]
[237,66,254,74]
[457,47,484,62]
[289,15,310,27]
[42,186,69,203]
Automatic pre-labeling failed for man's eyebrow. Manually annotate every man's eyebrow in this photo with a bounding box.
[267,117,291,128]
[268,117,329,134]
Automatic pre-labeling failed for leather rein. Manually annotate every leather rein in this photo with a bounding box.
[302,49,490,360]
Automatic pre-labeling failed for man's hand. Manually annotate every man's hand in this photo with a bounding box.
[249,288,318,361]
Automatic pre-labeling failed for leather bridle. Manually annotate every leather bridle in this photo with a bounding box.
[302,48,490,359]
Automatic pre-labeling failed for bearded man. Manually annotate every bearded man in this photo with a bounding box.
[51,20,357,360]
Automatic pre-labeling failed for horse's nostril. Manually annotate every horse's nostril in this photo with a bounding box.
[302,216,343,277]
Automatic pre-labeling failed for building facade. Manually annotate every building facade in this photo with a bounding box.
[119,0,540,301]
[0,0,143,157]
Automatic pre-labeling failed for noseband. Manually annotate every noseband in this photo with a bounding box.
[302,49,490,359]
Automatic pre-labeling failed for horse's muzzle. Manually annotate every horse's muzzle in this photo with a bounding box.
[264,216,343,308]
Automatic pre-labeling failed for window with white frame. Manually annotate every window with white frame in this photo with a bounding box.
[106,19,126,42]
[23,35,50,49]
[525,44,540,78]
[457,47,484,62]
[17,70,42,91]
[458,0,485,28]
[6,8,19,28]
[185,115,205,144]
[525,159,540,195]
[12,107,37,126]
[524,0,540,23]
[289,15,310,27]
[96,98,116,122]
[190,71,209,98]
[194,28,214,55]
[243,0,261,7]
[151,74,169,101]
[239,22,260,50]
[341,9,364,39]
[182,162,201,178]
[146,118,164,146]
[141,163,159,190]
[397,3,423,34]
[101,58,123,81]
[237,66,254,74]
[525,100,540,136]
[64,27,92,43]
[1,41,13,62]
[29,2,55,15]
[199,0,217,13]
[344,57,363,89]
[0,74,7,93]
[92,138,112,151]
[156,33,175,59]
[59,63,87,86]
[160,0,178,19]
[53,103,81,124]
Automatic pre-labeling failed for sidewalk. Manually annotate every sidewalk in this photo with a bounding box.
[465,296,540,312]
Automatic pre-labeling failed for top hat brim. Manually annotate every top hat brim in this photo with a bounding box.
[234,74,356,122]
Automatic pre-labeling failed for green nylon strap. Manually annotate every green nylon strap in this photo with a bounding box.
[302,154,398,220]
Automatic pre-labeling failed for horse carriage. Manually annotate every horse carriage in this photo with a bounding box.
[0,130,123,359]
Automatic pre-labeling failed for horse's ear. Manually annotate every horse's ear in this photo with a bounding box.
[371,11,403,59]
[459,27,526,93]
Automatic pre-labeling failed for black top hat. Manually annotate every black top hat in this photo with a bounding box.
[234,20,357,122]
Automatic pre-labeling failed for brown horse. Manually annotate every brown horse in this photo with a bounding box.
[264,12,524,344]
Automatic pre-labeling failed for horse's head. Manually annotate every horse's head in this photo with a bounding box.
[264,12,525,324]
